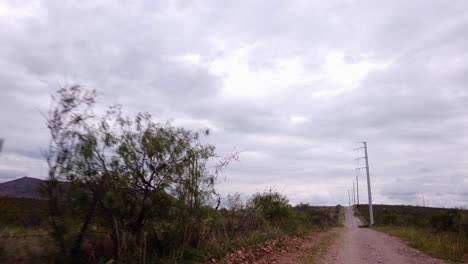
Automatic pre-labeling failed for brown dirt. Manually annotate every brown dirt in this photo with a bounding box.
[318,207,446,264]
[274,229,339,264]
[208,228,339,264]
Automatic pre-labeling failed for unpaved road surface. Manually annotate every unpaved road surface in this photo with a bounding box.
[320,207,445,264]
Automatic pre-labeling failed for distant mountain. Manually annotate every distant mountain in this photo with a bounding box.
[0,177,45,199]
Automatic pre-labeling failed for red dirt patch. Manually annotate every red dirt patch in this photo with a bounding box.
[209,229,340,264]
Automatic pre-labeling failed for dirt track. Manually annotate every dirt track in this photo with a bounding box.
[319,207,445,264]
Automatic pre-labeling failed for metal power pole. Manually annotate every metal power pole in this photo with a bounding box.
[363,142,374,225]
[356,175,360,208]
[354,141,374,226]
[352,181,356,205]
[348,190,351,206]
[0,138,4,155]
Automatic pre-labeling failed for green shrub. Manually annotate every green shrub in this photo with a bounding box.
[430,209,463,232]
[250,189,291,223]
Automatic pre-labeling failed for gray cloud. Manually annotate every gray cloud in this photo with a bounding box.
[1,0,468,207]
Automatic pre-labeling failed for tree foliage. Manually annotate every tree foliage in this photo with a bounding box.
[42,85,235,263]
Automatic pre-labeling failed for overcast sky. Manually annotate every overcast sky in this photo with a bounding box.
[1,0,468,207]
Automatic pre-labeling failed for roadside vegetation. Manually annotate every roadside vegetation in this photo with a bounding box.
[358,204,468,262]
[0,86,342,264]
[0,194,342,263]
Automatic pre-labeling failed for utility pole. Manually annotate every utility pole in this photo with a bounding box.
[354,141,374,226]
[348,190,351,206]
[356,175,360,208]
[0,138,4,155]
[353,181,356,205]
[363,142,374,225]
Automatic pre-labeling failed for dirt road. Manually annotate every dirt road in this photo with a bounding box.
[320,207,445,264]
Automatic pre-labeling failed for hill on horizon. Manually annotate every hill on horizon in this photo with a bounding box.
[0,176,45,199]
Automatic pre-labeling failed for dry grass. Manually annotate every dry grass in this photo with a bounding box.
[301,228,340,264]
[0,226,56,263]
[0,198,343,263]
[376,226,468,262]
[356,204,468,262]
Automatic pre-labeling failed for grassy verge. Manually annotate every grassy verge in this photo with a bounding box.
[185,224,294,261]
[301,229,340,264]
[190,206,344,263]
[301,207,344,263]
[1,195,343,263]
[352,205,367,226]
[0,226,56,263]
[357,205,468,262]
[375,226,468,262]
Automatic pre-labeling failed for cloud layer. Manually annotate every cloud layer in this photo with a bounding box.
[1,0,468,207]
